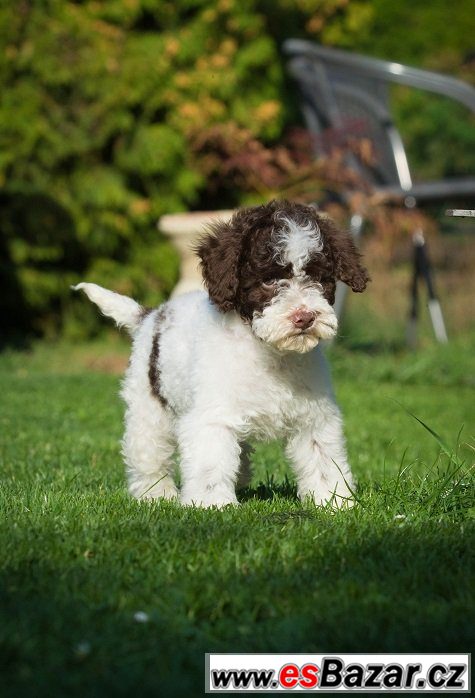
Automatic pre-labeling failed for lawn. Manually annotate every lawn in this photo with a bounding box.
[0,333,474,696]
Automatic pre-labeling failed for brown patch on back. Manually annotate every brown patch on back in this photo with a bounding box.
[148,307,170,409]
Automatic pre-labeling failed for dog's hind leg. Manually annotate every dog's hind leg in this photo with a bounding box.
[121,323,177,500]
[122,393,178,500]
[119,307,178,501]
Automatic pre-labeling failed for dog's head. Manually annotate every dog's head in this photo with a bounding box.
[197,200,370,353]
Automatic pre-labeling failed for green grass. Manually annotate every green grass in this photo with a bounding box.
[1,335,474,697]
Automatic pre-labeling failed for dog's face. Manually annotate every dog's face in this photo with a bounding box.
[197,200,370,353]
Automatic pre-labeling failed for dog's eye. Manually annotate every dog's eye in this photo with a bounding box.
[262,279,277,290]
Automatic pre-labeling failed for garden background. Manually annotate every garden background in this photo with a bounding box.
[1,0,475,340]
[1,1,474,696]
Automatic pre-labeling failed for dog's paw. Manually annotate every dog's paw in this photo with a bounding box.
[180,489,239,509]
[129,475,178,501]
[300,489,356,510]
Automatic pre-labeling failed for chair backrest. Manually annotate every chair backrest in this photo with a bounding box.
[283,40,475,191]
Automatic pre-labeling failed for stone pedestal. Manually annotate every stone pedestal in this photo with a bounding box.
[158,210,235,296]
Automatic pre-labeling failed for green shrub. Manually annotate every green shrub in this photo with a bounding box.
[1,0,373,337]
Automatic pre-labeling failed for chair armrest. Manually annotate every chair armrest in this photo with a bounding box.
[283,40,475,114]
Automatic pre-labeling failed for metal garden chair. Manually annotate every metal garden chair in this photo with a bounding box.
[283,40,475,344]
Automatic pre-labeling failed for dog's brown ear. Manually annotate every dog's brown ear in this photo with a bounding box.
[319,216,370,293]
[196,219,243,312]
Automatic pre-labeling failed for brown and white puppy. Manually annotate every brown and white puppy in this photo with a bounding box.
[75,200,369,508]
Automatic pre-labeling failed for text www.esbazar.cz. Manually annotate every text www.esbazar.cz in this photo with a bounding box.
[210,658,468,691]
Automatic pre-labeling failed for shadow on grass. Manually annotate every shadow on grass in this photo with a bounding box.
[0,568,199,698]
[1,522,473,697]
[238,475,298,503]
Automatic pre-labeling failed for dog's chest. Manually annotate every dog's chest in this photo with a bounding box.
[158,299,332,438]
[235,350,321,439]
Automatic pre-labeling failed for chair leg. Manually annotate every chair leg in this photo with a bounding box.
[406,235,420,349]
[407,230,448,347]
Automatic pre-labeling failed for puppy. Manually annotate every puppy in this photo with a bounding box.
[74,200,369,508]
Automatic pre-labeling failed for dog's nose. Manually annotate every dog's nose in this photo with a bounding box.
[290,308,316,330]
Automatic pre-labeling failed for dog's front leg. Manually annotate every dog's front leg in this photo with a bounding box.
[177,414,241,508]
[286,402,355,508]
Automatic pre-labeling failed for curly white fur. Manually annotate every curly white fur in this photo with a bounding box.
[273,213,323,274]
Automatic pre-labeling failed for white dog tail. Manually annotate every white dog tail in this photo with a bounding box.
[72,282,145,335]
